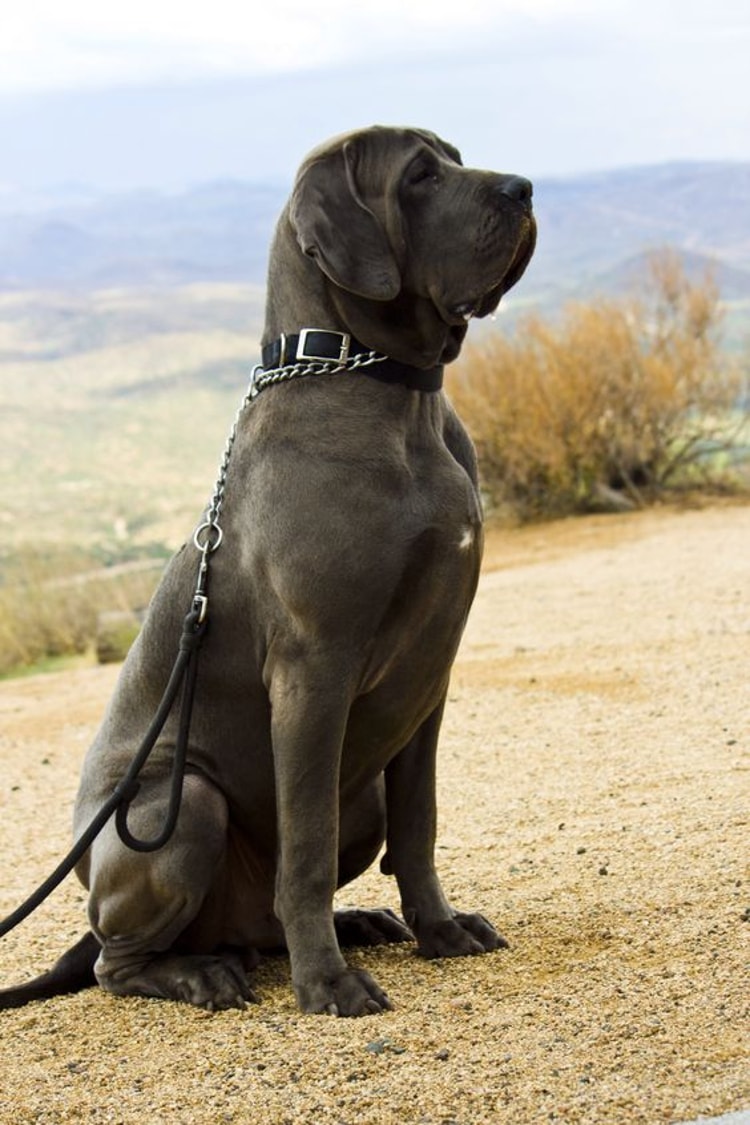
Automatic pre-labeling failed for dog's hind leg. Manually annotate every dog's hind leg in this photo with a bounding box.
[333,907,413,947]
[80,772,254,1010]
[383,697,508,959]
[334,778,413,948]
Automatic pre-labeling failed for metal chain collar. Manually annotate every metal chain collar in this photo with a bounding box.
[190,348,388,613]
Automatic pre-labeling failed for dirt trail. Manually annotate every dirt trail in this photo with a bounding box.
[0,503,748,1124]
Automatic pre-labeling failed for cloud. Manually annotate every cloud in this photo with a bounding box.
[3,0,749,98]
[0,0,622,93]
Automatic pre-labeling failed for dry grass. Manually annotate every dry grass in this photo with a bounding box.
[0,552,161,677]
[448,251,748,519]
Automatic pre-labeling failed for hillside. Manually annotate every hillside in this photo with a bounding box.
[0,182,282,289]
[529,162,750,302]
[0,284,267,565]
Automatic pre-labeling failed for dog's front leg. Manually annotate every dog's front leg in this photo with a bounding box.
[270,668,392,1016]
[384,697,507,958]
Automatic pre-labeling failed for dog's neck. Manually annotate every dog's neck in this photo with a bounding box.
[262,210,467,369]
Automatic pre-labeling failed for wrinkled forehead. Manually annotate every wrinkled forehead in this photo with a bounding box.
[297,126,463,183]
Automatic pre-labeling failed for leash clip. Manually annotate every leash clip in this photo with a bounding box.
[192,593,209,625]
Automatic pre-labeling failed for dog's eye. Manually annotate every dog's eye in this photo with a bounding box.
[407,163,439,188]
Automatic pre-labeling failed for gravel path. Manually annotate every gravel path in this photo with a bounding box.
[0,504,748,1124]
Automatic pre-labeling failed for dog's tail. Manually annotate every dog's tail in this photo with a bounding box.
[0,931,99,1010]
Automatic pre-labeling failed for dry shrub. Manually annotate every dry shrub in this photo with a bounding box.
[0,552,161,677]
[448,251,746,519]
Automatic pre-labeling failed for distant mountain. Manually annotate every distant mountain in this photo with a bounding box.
[528,162,750,305]
[0,181,284,288]
[0,162,748,314]
[589,247,750,303]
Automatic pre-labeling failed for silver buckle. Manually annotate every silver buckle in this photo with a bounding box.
[277,332,287,367]
[296,328,350,364]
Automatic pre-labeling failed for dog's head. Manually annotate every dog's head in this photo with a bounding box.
[288,125,536,366]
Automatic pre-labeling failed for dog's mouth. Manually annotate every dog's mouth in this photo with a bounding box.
[443,218,537,326]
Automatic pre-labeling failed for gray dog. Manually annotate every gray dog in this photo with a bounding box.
[1,126,535,1017]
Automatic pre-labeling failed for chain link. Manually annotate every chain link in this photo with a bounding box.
[192,349,388,562]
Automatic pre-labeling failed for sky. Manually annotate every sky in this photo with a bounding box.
[0,0,748,193]
[0,0,637,94]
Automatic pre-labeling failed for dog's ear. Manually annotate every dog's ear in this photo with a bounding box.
[290,140,401,302]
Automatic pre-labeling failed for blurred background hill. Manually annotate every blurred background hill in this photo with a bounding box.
[2,161,749,312]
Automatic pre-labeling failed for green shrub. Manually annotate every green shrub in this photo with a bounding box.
[448,251,747,520]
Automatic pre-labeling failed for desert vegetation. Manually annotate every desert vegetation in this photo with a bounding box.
[448,250,748,520]
[0,551,160,678]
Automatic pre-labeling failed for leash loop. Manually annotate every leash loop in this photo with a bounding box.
[113,605,205,853]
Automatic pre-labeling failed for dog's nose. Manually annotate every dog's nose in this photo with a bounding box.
[497,175,533,208]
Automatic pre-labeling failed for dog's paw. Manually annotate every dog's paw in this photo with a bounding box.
[296,968,393,1017]
[415,912,509,959]
[334,908,414,948]
[100,951,258,1011]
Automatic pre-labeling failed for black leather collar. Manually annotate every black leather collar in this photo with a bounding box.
[261,329,443,393]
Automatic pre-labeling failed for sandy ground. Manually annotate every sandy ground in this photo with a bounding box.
[0,503,748,1125]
